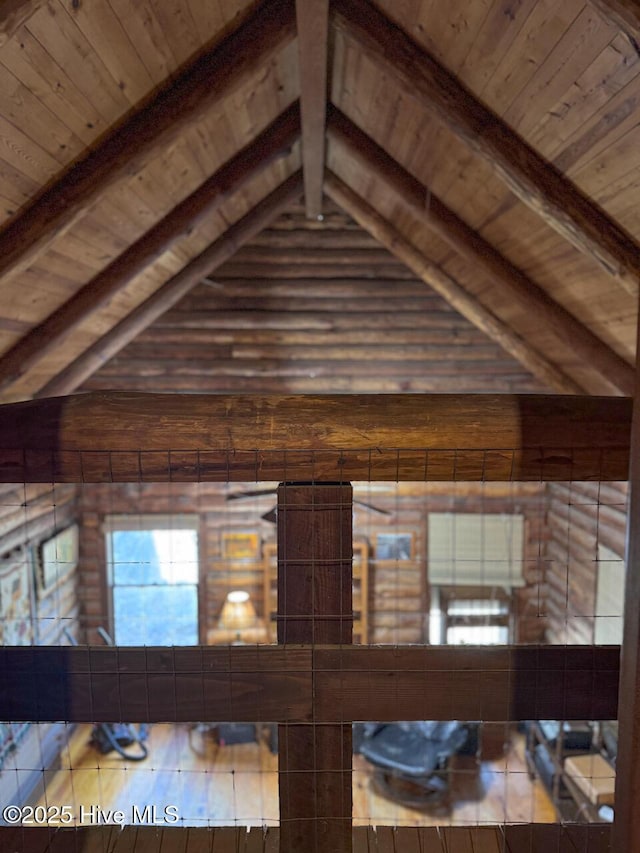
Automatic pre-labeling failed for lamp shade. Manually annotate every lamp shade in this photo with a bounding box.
[218,590,257,632]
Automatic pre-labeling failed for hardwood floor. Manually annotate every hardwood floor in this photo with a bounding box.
[35,723,556,827]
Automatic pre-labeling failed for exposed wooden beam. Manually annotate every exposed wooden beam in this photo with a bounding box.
[590,0,640,45]
[325,171,585,396]
[0,644,618,724]
[0,106,300,394]
[332,0,640,296]
[0,0,296,285]
[0,0,45,46]
[35,171,303,398]
[278,485,352,853]
[612,303,640,853]
[0,392,631,482]
[296,0,330,218]
[328,108,635,397]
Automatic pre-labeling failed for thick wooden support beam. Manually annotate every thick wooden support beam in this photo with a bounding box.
[0,644,618,724]
[0,0,296,285]
[296,0,329,218]
[333,0,640,296]
[277,484,352,853]
[0,825,614,853]
[315,645,619,722]
[328,109,635,396]
[590,0,640,44]
[36,172,303,398]
[0,106,300,393]
[326,172,585,396]
[0,392,630,482]
[612,294,640,852]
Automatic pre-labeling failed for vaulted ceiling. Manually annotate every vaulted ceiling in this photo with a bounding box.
[0,0,638,403]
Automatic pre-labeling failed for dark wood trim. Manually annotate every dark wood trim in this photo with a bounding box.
[36,171,303,398]
[612,288,640,852]
[0,0,296,285]
[277,484,352,853]
[296,0,330,218]
[333,0,640,296]
[327,108,635,396]
[0,392,630,484]
[0,824,613,852]
[0,105,300,393]
[0,644,618,724]
[325,171,585,395]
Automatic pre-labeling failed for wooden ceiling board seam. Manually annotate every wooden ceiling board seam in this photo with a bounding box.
[56,0,156,105]
[25,0,132,122]
[0,65,86,165]
[502,4,616,138]
[146,0,204,66]
[528,33,640,162]
[0,112,61,183]
[478,0,585,114]
[0,23,107,147]
[0,0,297,288]
[456,0,540,92]
[105,0,185,82]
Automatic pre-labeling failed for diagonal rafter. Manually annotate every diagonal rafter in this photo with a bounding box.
[332,0,640,297]
[589,0,640,43]
[36,171,304,398]
[0,104,300,394]
[327,107,635,396]
[296,0,330,219]
[325,171,584,396]
[0,0,296,285]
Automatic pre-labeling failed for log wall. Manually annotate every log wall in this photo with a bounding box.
[81,203,547,396]
[543,481,628,644]
[0,482,78,806]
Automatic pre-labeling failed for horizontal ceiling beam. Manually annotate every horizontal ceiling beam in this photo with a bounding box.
[35,171,303,399]
[0,0,296,285]
[332,0,640,296]
[325,171,584,396]
[0,644,618,723]
[296,0,330,218]
[0,105,300,394]
[327,108,635,397]
[0,391,631,482]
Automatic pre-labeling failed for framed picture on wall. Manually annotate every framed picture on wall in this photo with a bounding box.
[0,549,34,645]
[221,531,260,561]
[375,532,415,561]
[38,524,79,595]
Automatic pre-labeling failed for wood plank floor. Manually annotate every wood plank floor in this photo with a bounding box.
[34,724,556,826]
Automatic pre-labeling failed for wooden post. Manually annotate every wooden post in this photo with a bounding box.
[277,483,352,853]
[611,300,640,852]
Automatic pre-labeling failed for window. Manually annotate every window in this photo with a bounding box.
[428,514,524,645]
[594,543,625,645]
[105,515,199,645]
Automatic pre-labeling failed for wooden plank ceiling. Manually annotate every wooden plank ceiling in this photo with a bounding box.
[0,0,637,403]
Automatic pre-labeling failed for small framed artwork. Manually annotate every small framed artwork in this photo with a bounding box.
[0,550,34,645]
[222,531,260,561]
[38,524,79,595]
[375,532,415,561]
